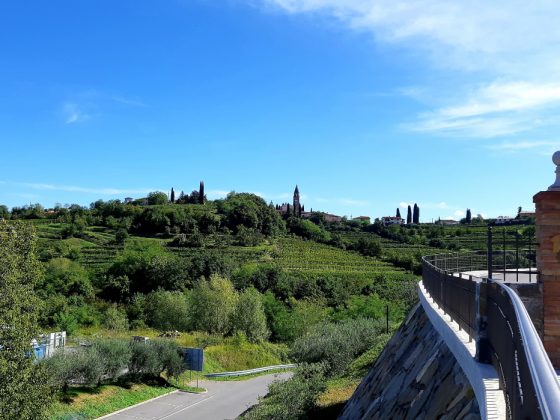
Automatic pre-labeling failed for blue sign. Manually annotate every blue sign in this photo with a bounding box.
[183,348,204,372]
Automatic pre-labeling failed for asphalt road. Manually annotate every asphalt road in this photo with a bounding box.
[103,372,291,420]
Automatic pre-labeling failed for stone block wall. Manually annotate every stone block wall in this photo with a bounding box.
[339,304,480,420]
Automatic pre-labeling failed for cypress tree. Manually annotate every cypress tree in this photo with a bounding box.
[199,181,205,205]
[413,203,419,224]
[396,208,401,218]
[170,188,175,203]
[407,205,412,225]
[466,209,472,224]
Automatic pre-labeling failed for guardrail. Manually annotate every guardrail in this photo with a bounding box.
[422,252,560,420]
[204,364,296,378]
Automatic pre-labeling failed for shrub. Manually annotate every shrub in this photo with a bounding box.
[290,318,384,376]
[231,288,269,342]
[104,306,129,331]
[93,339,132,382]
[144,290,189,331]
[242,363,327,420]
[188,275,238,335]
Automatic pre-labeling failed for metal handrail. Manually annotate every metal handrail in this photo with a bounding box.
[497,284,560,419]
[422,252,560,420]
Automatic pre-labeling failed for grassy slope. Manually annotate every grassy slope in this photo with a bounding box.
[49,383,174,420]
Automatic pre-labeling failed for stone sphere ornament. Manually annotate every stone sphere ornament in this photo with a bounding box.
[550,150,560,191]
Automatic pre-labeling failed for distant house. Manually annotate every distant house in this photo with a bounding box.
[437,219,460,226]
[517,211,536,219]
[124,197,133,204]
[353,216,371,224]
[495,216,514,225]
[381,216,404,226]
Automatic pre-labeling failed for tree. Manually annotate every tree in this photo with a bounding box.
[170,188,175,203]
[396,208,401,218]
[466,209,472,224]
[232,288,269,342]
[144,290,189,331]
[188,275,238,335]
[406,205,412,225]
[413,203,419,224]
[0,205,9,219]
[199,181,205,205]
[0,221,53,418]
[147,191,168,205]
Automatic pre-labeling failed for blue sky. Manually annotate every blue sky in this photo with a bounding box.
[1,0,559,221]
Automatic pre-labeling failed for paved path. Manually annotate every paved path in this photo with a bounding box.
[103,372,291,420]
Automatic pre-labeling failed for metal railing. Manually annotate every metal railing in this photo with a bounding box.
[422,252,560,420]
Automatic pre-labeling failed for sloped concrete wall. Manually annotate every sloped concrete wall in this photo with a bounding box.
[339,304,480,420]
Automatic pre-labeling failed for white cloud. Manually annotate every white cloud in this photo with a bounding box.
[111,95,147,107]
[411,82,560,138]
[63,103,90,124]
[257,1,560,140]
[20,183,156,196]
[486,140,559,153]
[338,198,369,206]
[454,210,465,217]
[206,189,231,199]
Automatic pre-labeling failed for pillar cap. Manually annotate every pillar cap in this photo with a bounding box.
[549,151,560,191]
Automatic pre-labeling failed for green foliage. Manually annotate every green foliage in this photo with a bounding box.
[147,192,168,205]
[129,339,184,379]
[0,222,53,418]
[290,318,384,376]
[232,288,269,342]
[103,306,130,331]
[40,257,94,299]
[188,275,238,335]
[143,290,190,331]
[93,339,132,382]
[216,193,285,237]
[242,363,327,420]
[265,298,331,342]
[347,333,391,378]
[287,217,331,243]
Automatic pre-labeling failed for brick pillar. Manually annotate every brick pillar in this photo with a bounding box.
[534,190,560,368]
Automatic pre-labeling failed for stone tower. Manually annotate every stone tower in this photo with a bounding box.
[293,185,301,217]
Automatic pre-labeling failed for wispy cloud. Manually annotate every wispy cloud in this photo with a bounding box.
[63,103,90,124]
[486,140,558,154]
[257,1,560,142]
[19,182,156,196]
[409,82,560,138]
[111,95,147,107]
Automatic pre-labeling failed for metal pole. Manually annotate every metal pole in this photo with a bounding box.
[529,238,532,283]
[516,232,519,282]
[487,225,493,279]
[503,228,506,281]
[386,305,389,334]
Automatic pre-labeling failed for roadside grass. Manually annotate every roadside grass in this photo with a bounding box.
[48,381,174,420]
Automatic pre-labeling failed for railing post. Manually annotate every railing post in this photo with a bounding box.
[487,225,493,279]
[475,279,491,364]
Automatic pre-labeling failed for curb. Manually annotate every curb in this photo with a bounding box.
[95,389,179,419]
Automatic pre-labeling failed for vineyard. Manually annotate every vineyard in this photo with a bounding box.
[273,237,408,279]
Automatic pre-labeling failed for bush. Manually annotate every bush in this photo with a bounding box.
[144,290,189,331]
[93,339,132,382]
[231,288,269,342]
[129,339,184,380]
[242,363,327,420]
[290,318,384,376]
[104,306,129,331]
[188,275,238,335]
